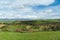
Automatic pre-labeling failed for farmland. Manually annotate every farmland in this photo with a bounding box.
[0,19,60,40]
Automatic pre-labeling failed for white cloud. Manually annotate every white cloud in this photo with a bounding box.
[0,0,55,9]
[44,9,53,13]
[22,15,38,19]
[0,6,59,19]
[0,0,60,19]
[16,0,55,5]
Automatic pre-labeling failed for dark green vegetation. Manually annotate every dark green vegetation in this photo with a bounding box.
[0,19,60,32]
[0,31,60,40]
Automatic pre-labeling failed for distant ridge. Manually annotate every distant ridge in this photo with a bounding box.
[0,18,60,21]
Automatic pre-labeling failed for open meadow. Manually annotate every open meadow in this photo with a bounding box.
[0,31,60,40]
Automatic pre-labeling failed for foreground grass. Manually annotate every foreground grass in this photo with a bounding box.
[0,31,60,40]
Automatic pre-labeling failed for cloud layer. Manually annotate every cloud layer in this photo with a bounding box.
[0,0,60,19]
[16,0,54,5]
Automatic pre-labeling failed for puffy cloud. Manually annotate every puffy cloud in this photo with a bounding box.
[0,5,60,19]
[40,5,60,19]
[16,0,55,5]
[0,0,60,19]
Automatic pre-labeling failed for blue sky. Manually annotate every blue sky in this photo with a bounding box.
[0,0,60,19]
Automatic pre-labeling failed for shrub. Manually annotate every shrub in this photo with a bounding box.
[15,29,23,33]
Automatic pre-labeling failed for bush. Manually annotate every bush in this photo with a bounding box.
[15,29,23,33]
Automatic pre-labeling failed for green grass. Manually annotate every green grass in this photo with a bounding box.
[0,31,60,40]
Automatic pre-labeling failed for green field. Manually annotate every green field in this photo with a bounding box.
[0,31,60,40]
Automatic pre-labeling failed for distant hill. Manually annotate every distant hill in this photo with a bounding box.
[0,19,60,23]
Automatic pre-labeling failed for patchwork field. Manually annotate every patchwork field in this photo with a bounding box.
[0,31,60,40]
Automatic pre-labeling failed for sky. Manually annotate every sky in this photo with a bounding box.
[0,0,60,19]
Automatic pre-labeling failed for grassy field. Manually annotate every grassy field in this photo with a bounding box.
[0,31,60,40]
